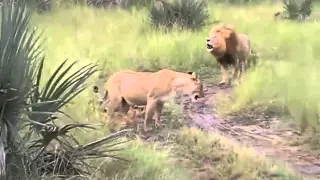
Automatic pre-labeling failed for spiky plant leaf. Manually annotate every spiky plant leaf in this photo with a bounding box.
[27,59,99,132]
[30,126,132,177]
[0,0,45,179]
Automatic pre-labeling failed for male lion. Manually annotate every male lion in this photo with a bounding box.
[206,23,253,86]
[94,69,204,131]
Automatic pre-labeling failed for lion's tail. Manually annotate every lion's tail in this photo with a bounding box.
[102,90,109,103]
[250,48,258,68]
[247,38,258,68]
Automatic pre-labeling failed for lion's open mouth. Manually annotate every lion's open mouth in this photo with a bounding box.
[206,38,213,51]
[206,42,214,52]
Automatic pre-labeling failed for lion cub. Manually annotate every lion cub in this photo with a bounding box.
[104,106,145,129]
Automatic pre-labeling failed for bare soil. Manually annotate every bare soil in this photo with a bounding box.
[179,78,320,180]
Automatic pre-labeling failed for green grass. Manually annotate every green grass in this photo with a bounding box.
[94,138,193,180]
[175,127,302,180]
[28,2,320,179]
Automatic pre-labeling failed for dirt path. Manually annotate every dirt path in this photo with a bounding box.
[179,79,320,180]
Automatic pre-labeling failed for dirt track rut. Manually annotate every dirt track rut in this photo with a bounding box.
[178,80,320,180]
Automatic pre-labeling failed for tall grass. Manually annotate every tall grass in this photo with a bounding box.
[31,6,215,77]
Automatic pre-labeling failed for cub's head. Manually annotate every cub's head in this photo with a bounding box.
[206,23,239,57]
[173,71,205,102]
[108,106,145,127]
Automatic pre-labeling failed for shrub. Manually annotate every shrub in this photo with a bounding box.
[149,0,210,31]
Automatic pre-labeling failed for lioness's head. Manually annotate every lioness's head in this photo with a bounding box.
[206,23,239,56]
[172,71,204,101]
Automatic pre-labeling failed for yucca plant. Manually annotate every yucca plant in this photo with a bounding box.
[149,0,209,31]
[300,0,312,19]
[282,0,312,20]
[0,1,132,179]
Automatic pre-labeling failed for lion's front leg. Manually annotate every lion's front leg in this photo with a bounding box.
[218,63,229,86]
[144,98,157,132]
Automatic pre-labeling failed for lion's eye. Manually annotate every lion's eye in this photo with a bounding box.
[191,78,197,81]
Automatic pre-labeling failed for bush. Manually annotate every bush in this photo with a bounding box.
[149,0,210,31]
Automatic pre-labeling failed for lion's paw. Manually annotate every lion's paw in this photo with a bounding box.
[217,81,228,86]
[231,81,240,87]
[143,125,153,132]
[155,123,165,128]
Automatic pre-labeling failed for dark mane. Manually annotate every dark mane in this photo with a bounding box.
[216,53,235,66]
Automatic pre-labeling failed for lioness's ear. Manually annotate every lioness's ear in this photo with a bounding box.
[191,72,198,79]
[93,86,99,93]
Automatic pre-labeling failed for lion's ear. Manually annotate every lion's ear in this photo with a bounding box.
[223,24,237,39]
[221,28,232,39]
[224,24,235,30]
